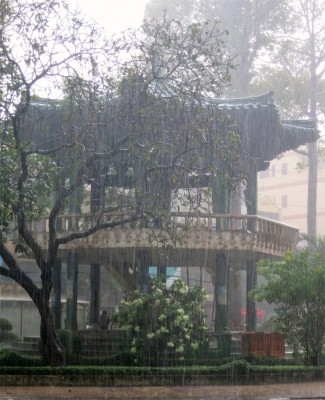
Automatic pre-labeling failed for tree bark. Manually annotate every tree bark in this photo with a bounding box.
[307,28,318,239]
[66,251,78,331]
[52,258,62,329]
[39,274,65,366]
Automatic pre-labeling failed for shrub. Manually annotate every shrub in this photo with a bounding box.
[0,318,18,343]
[57,330,82,356]
[0,318,12,332]
[114,276,209,366]
[0,348,42,366]
[0,331,19,343]
[67,351,136,366]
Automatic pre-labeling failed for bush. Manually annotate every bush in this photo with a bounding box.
[67,351,136,366]
[0,318,18,344]
[0,348,42,366]
[115,276,209,366]
[0,318,12,332]
[57,330,82,357]
[0,331,19,343]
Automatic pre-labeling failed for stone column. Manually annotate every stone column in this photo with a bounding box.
[137,250,149,294]
[214,253,228,332]
[246,259,257,331]
[89,163,104,326]
[89,263,101,325]
[244,161,258,331]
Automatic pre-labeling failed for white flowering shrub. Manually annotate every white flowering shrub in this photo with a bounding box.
[115,277,208,365]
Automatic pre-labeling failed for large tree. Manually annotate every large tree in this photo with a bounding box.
[145,0,290,96]
[253,0,325,238]
[0,0,239,366]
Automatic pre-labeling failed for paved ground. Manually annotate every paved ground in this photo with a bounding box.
[0,382,325,399]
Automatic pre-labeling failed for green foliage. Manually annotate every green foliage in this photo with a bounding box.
[1,362,324,386]
[67,352,136,366]
[114,277,209,366]
[0,348,42,366]
[0,318,12,332]
[0,318,18,343]
[251,250,325,366]
[57,330,82,357]
[0,331,19,343]
[0,128,58,240]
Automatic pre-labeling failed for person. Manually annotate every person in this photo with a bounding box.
[99,310,109,330]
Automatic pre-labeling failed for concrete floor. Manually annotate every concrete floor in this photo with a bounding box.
[0,382,325,399]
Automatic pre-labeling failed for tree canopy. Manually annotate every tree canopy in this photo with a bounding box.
[251,249,325,366]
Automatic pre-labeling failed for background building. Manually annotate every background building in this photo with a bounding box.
[258,150,325,236]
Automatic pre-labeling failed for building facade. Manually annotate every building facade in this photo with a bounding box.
[258,150,325,236]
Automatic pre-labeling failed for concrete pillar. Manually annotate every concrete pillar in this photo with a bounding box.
[90,263,101,325]
[246,259,257,331]
[137,250,149,294]
[214,253,228,332]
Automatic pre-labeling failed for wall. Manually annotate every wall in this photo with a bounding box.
[258,150,325,236]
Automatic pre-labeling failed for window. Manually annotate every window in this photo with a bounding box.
[281,195,288,208]
[282,163,288,175]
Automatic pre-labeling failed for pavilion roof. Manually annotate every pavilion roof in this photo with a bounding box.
[27,91,319,174]
[207,91,319,170]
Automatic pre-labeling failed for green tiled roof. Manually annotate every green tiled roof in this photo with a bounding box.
[208,91,319,168]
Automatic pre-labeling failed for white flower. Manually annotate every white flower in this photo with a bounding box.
[147,332,155,339]
[179,286,188,294]
[167,341,174,348]
[176,345,184,353]
[191,342,199,350]
[132,298,143,306]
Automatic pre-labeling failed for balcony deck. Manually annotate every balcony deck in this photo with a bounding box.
[29,213,299,268]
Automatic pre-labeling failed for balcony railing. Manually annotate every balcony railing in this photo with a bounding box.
[28,213,299,258]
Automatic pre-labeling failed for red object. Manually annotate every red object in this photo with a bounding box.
[241,307,266,318]
[241,332,285,357]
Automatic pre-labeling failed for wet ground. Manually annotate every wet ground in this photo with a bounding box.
[0,382,325,400]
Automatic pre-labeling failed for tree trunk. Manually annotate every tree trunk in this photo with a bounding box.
[52,258,62,329]
[39,275,66,366]
[307,142,317,238]
[39,300,65,365]
[307,30,318,239]
[66,251,78,331]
